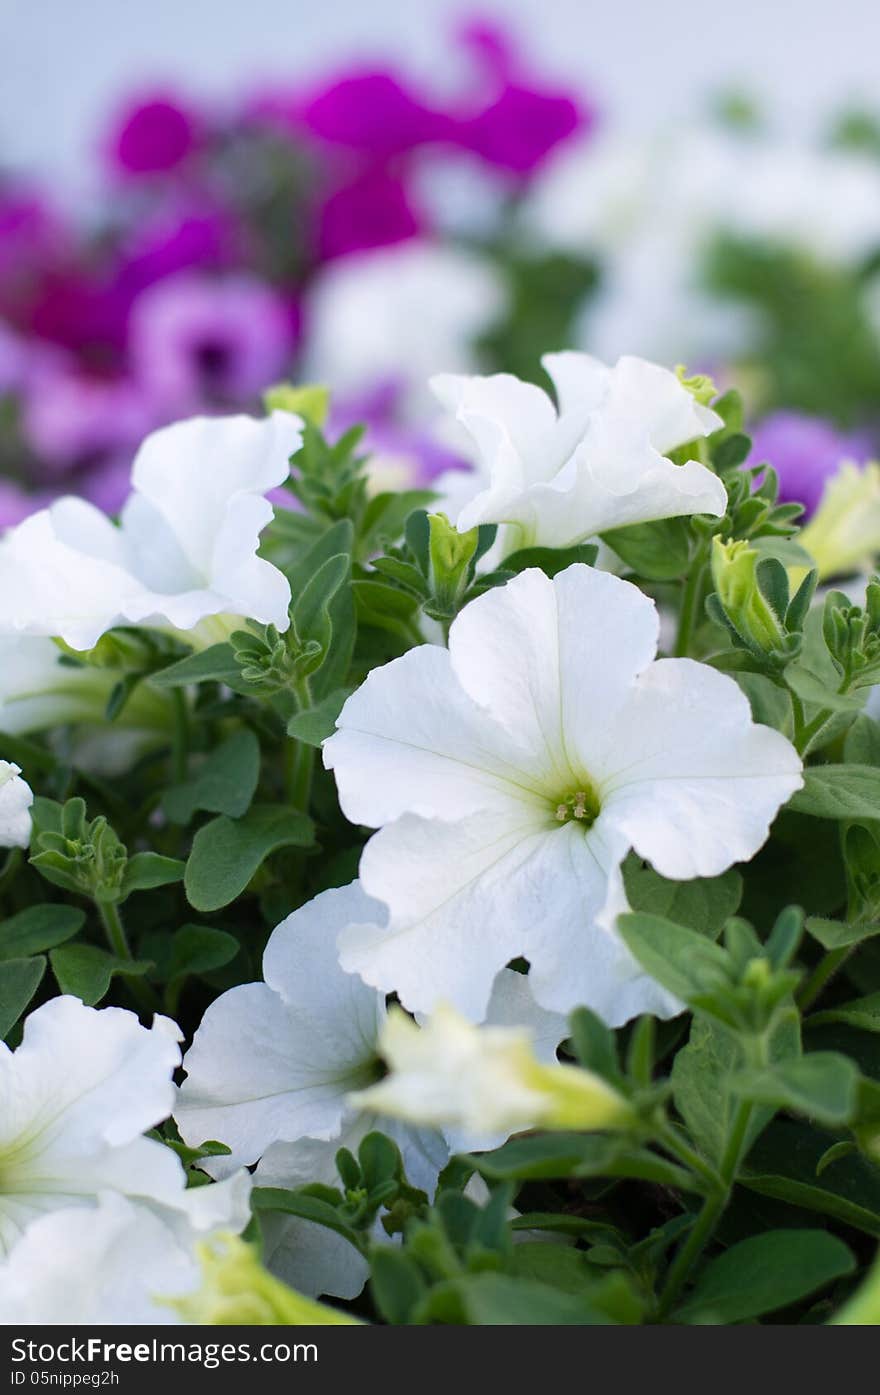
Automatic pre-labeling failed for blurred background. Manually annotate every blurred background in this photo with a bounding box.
[2,0,880,524]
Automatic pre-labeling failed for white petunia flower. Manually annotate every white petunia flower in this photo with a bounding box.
[305,242,505,415]
[324,564,803,1025]
[430,352,726,553]
[527,127,880,366]
[0,995,249,1258]
[0,1194,215,1326]
[176,882,567,1298]
[352,1003,633,1139]
[0,759,33,848]
[0,411,302,651]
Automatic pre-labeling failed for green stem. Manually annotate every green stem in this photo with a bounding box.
[286,741,315,811]
[675,545,709,658]
[170,689,189,784]
[0,848,23,899]
[654,1121,723,1194]
[656,1046,761,1320]
[96,900,160,1015]
[285,676,315,811]
[719,1097,755,1185]
[656,1191,725,1319]
[798,944,855,1013]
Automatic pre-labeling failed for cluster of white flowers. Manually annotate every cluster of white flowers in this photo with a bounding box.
[526,126,880,363]
[0,352,806,1321]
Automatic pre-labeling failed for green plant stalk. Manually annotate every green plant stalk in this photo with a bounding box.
[654,1121,723,1194]
[170,688,189,784]
[675,543,710,658]
[97,899,160,1014]
[285,675,315,811]
[797,944,855,1012]
[656,1040,763,1319]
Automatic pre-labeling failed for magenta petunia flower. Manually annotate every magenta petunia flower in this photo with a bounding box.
[299,71,451,158]
[451,20,587,177]
[105,90,202,176]
[128,272,295,412]
[749,410,874,516]
[316,167,423,260]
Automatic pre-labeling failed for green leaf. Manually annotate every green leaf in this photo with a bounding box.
[504,1243,600,1295]
[251,1186,363,1251]
[495,543,599,580]
[162,729,260,823]
[805,916,880,949]
[616,911,731,1004]
[150,643,241,689]
[731,1053,860,1126]
[672,1014,799,1166]
[286,689,350,748]
[0,905,84,960]
[789,765,880,820]
[809,992,880,1032]
[184,805,314,912]
[600,517,693,580]
[292,553,350,653]
[622,860,742,936]
[785,663,863,712]
[418,1273,634,1326]
[369,1249,427,1325]
[844,714,880,767]
[119,853,185,900]
[471,1133,694,1190]
[167,924,239,982]
[675,1230,854,1323]
[742,1119,880,1235]
[733,672,792,733]
[0,956,46,1037]
[49,944,153,1006]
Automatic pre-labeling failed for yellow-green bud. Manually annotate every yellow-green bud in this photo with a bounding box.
[168,1235,362,1326]
[675,364,718,407]
[711,537,787,654]
[263,382,330,428]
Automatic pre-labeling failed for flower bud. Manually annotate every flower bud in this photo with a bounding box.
[710,537,788,655]
[169,1235,361,1326]
[799,461,880,580]
[263,382,329,428]
[351,1004,635,1137]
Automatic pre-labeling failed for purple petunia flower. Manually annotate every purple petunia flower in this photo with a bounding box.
[749,410,874,515]
[128,271,296,412]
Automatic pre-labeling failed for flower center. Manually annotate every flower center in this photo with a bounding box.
[552,784,601,828]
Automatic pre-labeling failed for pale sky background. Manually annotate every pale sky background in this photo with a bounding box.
[1,0,879,181]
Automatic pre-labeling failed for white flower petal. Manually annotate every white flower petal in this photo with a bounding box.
[0,760,33,848]
[601,657,804,879]
[430,354,725,550]
[0,412,300,648]
[448,566,659,775]
[324,642,540,824]
[0,1195,196,1326]
[177,885,387,1171]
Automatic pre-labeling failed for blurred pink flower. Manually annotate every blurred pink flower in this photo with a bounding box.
[0,479,52,529]
[128,272,295,412]
[104,89,202,176]
[22,360,154,476]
